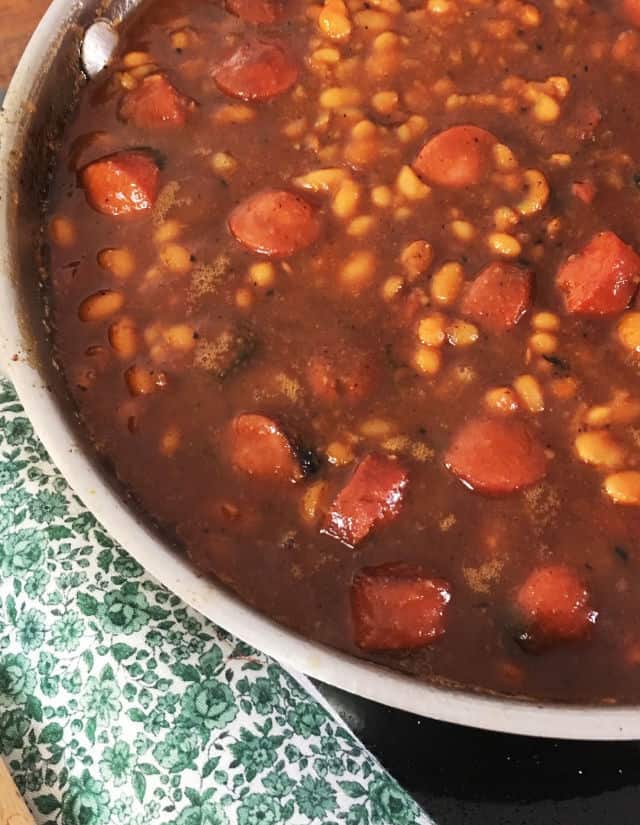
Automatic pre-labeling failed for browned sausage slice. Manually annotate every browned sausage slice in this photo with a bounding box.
[351,563,451,651]
[445,418,547,495]
[514,565,598,650]
[228,189,320,257]
[227,0,284,24]
[228,413,302,482]
[214,40,298,101]
[119,74,195,129]
[556,231,640,316]
[461,262,533,333]
[80,151,159,216]
[413,125,497,188]
[323,454,409,547]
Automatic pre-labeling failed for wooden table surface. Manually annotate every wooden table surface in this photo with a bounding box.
[0,0,50,89]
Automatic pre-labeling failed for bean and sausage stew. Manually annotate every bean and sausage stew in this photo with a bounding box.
[47,0,640,702]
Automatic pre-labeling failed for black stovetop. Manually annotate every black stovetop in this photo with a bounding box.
[314,681,640,825]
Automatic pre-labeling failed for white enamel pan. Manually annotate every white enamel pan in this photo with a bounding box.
[1,0,638,739]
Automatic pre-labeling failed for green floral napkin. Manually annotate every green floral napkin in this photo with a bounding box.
[0,378,431,825]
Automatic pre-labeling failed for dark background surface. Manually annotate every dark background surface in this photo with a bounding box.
[315,681,640,825]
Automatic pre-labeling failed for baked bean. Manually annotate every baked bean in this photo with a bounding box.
[122,51,152,68]
[301,480,330,523]
[485,387,520,414]
[318,0,352,40]
[413,345,442,376]
[340,250,375,288]
[79,290,124,322]
[431,262,464,306]
[160,243,193,274]
[618,312,640,352]
[605,472,640,505]
[49,216,76,247]
[210,152,238,179]
[401,240,433,279]
[125,365,161,395]
[98,247,136,279]
[513,374,544,413]
[446,319,479,347]
[418,314,446,347]
[575,431,626,469]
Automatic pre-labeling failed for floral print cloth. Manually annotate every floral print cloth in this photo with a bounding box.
[0,378,431,825]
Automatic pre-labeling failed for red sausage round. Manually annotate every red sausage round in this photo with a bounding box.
[556,231,640,315]
[228,189,320,257]
[226,0,284,24]
[351,563,451,651]
[461,262,534,333]
[119,74,195,129]
[214,39,298,101]
[228,413,302,482]
[515,565,598,649]
[620,0,640,26]
[80,151,159,216]
[413,125,498,188]
[445,417,547,495]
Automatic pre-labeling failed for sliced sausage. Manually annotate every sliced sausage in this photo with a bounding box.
[323,454,409,547]
[227,0,284,24]
[351,563,451,651]
[119,74,195,129]
[445,417,547,495]
[556,231,640,316]
[413,125,498,188]
[514,565,598,650]
[80,151,159,216]
[461,262,533,333]
[228,189,320,257]
[214,39,298,101]
[307,352,375,405]
[228,413,302,482]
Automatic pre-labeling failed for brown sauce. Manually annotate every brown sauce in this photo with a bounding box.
[47,0,640,702]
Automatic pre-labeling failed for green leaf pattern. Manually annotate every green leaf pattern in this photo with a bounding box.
[0,380,430,824]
